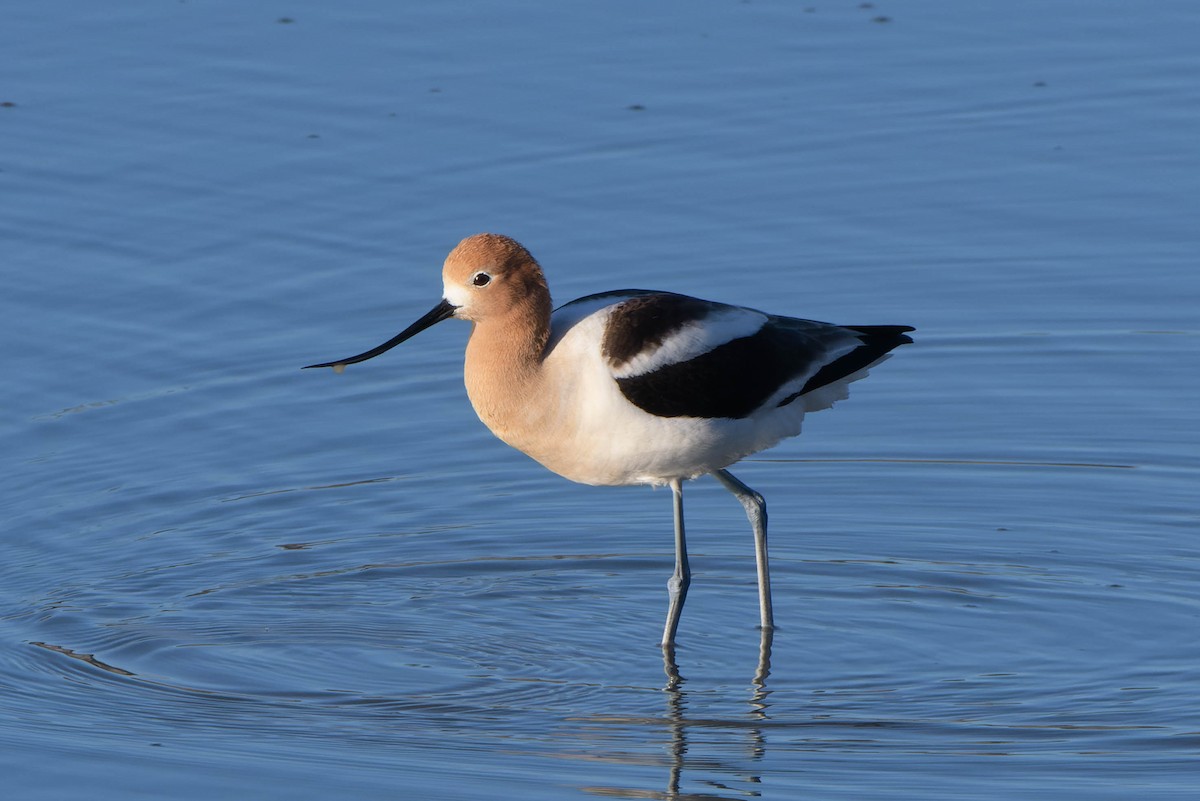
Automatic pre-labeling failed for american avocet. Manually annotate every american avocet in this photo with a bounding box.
[306,234,913,646]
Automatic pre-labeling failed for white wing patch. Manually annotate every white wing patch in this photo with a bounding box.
[609,307,767,379]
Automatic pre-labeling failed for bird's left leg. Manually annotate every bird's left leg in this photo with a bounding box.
[713,469,774,632]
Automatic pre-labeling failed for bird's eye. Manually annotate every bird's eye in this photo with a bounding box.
[472,272,491,287]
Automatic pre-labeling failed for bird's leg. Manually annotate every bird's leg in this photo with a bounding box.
[661,478,690,647]
[713,469,774,632]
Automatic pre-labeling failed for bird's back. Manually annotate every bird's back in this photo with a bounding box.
[533,291,912,486]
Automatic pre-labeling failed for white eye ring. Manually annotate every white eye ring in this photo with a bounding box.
[472,272,491,287]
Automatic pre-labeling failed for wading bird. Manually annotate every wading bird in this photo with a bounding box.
[306,234,913,646]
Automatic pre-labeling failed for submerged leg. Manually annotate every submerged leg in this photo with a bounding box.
[713,469,774,632]
[661,478,690,647]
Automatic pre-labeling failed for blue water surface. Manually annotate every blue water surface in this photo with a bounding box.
[3,1,1198,799]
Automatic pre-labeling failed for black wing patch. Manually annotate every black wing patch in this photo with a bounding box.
[617,321,915,420]
[776,325,915,408]
[615,324,820,419]
[601,293,716,368]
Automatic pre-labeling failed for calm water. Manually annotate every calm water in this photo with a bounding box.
[4,1,1198,798]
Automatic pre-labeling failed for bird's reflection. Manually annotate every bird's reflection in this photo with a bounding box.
[662,626,773,694]
[653,627,774,799]
[749,626,774,748]
[579,628,775,799]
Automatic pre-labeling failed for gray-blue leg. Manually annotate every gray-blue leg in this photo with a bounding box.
[661,478,690,647]
[713,469,774,631]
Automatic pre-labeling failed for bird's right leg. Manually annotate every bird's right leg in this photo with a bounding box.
[661,478,690,647]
